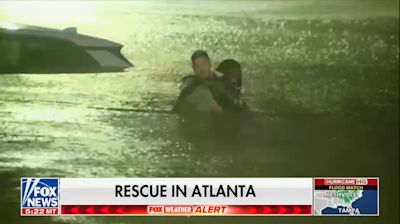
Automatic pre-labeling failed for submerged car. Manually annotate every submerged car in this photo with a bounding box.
[0,23,133,74]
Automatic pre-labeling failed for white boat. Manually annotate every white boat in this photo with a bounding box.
[0,23,133,74]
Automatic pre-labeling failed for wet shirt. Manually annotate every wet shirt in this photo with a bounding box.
[173,72,247,113]
[174,75,219,112]
[184,83,216,112]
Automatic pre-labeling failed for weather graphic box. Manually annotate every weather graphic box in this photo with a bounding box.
[314,178,378,216]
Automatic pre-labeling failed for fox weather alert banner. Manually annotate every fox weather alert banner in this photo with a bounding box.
[20,177,378,216]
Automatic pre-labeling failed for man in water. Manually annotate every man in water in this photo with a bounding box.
[173,50,223,113]
[173,50,248,113]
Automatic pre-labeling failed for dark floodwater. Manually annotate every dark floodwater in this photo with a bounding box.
[0,1,399,224]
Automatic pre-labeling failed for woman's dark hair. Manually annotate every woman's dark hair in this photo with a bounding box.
[216,59,242,88]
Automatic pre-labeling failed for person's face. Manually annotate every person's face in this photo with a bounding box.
[192,57,211,79]
[228,67,242,86]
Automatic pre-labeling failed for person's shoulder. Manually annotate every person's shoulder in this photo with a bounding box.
[181,75,196,82]
[180,75,199,90]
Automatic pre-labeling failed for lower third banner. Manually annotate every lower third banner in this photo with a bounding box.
[59,178,312,216]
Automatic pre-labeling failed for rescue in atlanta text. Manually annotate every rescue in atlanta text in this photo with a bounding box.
[115,184,256,198]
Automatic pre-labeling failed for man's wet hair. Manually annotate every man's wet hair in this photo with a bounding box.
[191,50,209,63]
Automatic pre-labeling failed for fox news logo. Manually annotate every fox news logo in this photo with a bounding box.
[21,178,59,216]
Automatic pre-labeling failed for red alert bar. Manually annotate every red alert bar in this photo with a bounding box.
[61,205,312,216]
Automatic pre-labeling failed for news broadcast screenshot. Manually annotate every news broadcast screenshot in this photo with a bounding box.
[0,0,398,224]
